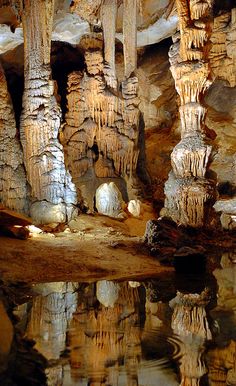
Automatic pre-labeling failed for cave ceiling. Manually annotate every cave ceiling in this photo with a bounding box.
[0,0,178,54]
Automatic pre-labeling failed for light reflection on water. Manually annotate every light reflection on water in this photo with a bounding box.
[1,252,236,385]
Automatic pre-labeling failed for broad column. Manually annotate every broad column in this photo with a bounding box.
[164,0,216,227]
[20,0,76,224]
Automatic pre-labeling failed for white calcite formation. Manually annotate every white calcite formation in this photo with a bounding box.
[164,0,216,227]
[95,182,124,218]
[96,280,120,308]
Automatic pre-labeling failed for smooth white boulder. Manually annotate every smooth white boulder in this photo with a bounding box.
[128,199,141,217]
[95,182,124,218]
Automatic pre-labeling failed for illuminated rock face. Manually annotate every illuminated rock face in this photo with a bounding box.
[164,0,216,227]
[0,62,28,213]
[20,0,77,224]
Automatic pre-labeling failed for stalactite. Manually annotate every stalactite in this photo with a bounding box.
[123,0,137,79]
[0,62,28,213]
[164,0,216,227]
[101,0,118,90]
[20,0,77,224]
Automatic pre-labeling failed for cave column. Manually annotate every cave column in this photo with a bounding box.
[164,0,216,227]
[20,0,77,224]
[0,62,28,213]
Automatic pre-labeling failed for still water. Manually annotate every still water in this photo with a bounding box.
[1,252,236,385]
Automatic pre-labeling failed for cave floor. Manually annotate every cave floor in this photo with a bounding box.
[0,210,175,284]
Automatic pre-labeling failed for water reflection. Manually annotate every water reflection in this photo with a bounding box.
[1,252,236,385]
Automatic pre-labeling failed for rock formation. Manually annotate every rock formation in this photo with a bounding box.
[20,0,77,224]
[0,0,234,226]
[164,0,216,227]
[63,34,141,210]
[0,61,28,213]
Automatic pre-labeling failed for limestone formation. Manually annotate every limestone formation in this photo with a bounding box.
[20,0,77,224]
[164,0,216,227]
[63,36,140,210]
[0,62,28,213]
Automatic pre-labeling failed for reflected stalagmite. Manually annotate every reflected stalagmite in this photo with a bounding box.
[26,282,78,384]
[170,289,212,385]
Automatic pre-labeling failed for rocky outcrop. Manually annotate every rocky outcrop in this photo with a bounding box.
[0,61,28,213]
[164,0,216,227]
[20,0,77,224]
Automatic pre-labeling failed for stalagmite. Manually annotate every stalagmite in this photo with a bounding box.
[20,0,77,224]
[0,62,28,213]
[164,0,216,227]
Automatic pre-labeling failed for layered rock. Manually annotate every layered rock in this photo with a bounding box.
[164,0,216,227]
[0,61,28,213]
[20,0,77,224]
